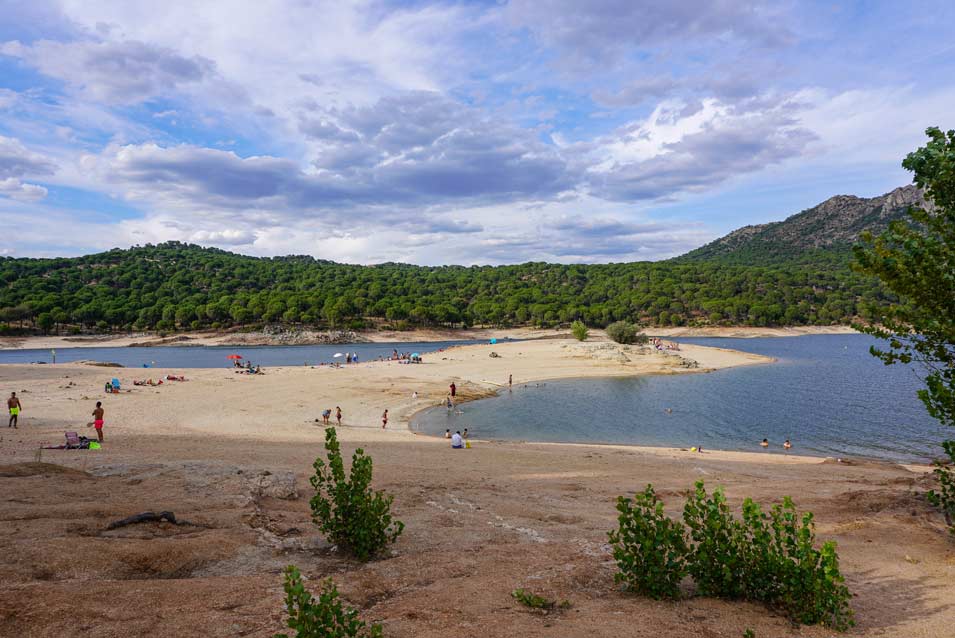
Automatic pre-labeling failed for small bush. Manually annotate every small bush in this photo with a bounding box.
[309,427,404,560]
[927,440,955,534]
[683,482,748,599]
[683,481,853,630]
[608,485,689,600]
[610,481,853,630]
[511,589,571,611]
[605,320,648,345]
[276,565,382,638]
[570,319,589,341]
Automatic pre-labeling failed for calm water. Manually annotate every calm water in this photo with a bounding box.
[0,340,479,368]
[414,335,946,463]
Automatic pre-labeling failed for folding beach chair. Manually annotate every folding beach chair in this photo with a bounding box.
[65,431,82,449]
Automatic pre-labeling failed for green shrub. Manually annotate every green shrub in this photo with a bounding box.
[683,481,853,630]
[605,320,649,345]
[309,427,404,560]
[682,482,748,599]
[511,589,571,611]
[608,485,689,600]
[611,481,854,630]
[276,566,382,638]
[570,319,589,341]
[927,440,955,534]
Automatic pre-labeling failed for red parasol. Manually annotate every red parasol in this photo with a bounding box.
[226,354,243,360]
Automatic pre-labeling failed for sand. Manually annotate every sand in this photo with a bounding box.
[0,324,858,350]
[0,338,951,638]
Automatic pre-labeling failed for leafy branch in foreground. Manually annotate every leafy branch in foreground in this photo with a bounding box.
[927,441,955,532]
[276,566,382,638]
[309,427,404,560]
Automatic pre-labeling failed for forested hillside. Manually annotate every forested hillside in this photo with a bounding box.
[681,185,930,265]
[0,185,930,334]
[0,240,889,333]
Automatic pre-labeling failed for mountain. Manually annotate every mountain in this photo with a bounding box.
[680,185,932,264]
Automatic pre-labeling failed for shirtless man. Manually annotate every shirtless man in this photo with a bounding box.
[87,401,105,442]
[336,406,342,426]
[8,392,21,428]
[381,409,388,429]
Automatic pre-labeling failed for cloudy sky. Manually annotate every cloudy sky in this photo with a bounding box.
[1,0,953,264]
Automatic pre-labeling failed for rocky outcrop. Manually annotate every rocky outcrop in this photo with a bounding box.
[683,184,933,260]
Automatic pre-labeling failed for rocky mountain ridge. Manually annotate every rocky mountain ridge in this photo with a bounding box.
[682,184,933,262]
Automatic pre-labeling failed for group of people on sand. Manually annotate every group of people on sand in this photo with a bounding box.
[9,390,107,443]
[761,438,792,450]
[650,337,680,351]
[233,359,263,374]
[319,406,343,426]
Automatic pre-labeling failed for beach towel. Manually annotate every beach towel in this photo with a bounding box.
[43,432,94,449]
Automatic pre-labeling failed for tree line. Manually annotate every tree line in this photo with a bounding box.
[0,241,894,334]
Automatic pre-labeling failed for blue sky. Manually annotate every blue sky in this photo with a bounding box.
[0,0,953,264]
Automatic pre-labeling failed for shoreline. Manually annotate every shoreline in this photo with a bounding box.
[0,324,859,351]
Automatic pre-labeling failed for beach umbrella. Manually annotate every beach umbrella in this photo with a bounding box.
[333,353,343,358]
[227,354,243,360]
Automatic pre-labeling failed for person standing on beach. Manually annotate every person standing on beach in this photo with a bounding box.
[508,374,512,389]
[449,382,456,398]
[382,409,388,428]
[336,406,342,426]
[8,392,21,428]
[88,401,105,442]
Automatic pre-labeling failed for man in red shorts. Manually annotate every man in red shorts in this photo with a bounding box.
[87,401,105,442]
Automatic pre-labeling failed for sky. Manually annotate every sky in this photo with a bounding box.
[0,0,953,264]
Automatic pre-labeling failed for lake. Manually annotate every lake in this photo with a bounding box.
[0,340,479,368]
[413,335,947,463]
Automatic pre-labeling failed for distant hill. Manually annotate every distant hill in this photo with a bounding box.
[680,185,933,264]
[1,185,927,332]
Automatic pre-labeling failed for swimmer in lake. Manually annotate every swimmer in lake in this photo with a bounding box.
[760,438,769,448]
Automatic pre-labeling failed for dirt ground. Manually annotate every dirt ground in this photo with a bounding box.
[0,341,952,637]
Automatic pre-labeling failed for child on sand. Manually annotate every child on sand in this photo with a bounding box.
[382,409,388,428]
[87,401,105,442]
[444,429,451,439]
[322,409,331,425]
[336,406,342,426]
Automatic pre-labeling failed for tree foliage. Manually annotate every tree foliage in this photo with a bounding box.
[570,319,588,341]
[854,126,955,532]
[605,320,647,345]
[0,240,894,333]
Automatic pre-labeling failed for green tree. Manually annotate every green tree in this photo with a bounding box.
[36,312,54,334]
[854,126,955,530]
[571,319,589,341]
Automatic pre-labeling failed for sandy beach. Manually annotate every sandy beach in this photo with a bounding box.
[0,338,951,637]
[0,324,858,351]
